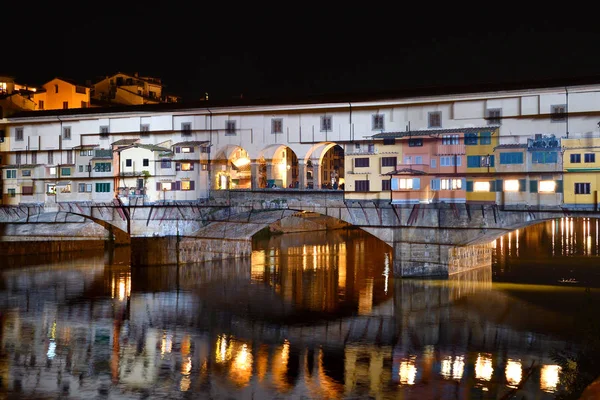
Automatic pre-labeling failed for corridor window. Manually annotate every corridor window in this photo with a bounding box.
[15,127,24,141]
[225,120,236,134]
[473,181,490,192]
[321,116,332,132]
[271,118,283,134]
[574,182,591,194]
[428,111,441,128]
[486,109,502,125]
[551,104,566,122]
[181,122,192,136]
[63,127,71,140]
[372,114,384,130]
[100,126,109,139]
[539,180,556,193]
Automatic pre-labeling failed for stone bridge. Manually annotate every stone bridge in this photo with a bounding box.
[2,189,600,277]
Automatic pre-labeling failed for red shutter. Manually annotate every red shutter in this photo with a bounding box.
[176,147,181,153]
[190,181,195,190]
[156,182,161,191]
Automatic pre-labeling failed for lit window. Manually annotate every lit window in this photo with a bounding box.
[49,167,57,175]
[399,178,413,189]
[181,181,191,190]
[181,163,192,171]
[161,182,172,191]
[473,181,490,192]
[539,180,556,193]
[504,179,519,192]
[181,147,192,153]
[441,178,462,190]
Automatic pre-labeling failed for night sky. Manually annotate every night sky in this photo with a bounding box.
[5,5,600,102]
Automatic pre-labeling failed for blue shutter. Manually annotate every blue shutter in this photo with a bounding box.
[556,180,563,193]
[519,179,527,192]
[391,178,398,190]
[496,179,503,192]
[462,178,466,190]
[431,179,440,191]
[413,178,420,190]
[489,155,495,167]
[530,180,538,193]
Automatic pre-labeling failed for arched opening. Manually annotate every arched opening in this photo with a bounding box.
[212,145,252,190]
[305,143,345,190]
[258,145,299,189]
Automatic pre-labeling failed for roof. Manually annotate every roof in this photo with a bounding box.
[115,143,171,153]
[172,140,210,146]
[44,77,90,88]
[111,139,140,146]
[72,144,99,149]
[494,144,528,149]
[384,168,427,175]
[372,126,499,139]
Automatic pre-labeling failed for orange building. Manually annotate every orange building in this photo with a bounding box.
[33,78,90,110]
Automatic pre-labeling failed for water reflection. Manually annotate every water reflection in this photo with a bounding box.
[0,224,598,398]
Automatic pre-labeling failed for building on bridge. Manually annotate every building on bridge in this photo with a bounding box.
[1,78,600,210]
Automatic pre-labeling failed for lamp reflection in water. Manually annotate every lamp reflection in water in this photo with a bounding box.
[180,335,192,392]
[110,271,131,301]
[505,359,522,388]
[540,364,561,393]
[214,334,254,387]
[398,356,417,385]
[475,353,493,382]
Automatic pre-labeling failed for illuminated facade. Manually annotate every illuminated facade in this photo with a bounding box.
[32,78,90,110]
[562,137,600,208]
[91,72,180,105]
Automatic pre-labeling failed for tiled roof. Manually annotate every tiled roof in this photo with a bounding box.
[494,144,527,149]
[111,139,140,146]
[384,168,427,175]
[172,140,210,146]
[72,144,99,149]
[372,126,499,139]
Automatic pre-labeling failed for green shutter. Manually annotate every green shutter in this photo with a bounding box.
[519,179,526,192]
[490,180,496,192]
[496,179,503,192]
[556,180,563,193]
[466,181,473,192]
[530,180,538,193]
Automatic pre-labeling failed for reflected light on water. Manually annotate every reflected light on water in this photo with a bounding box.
[540,364,561,392]
[398,356,417,385]
[505,359,522,388]
[383,253,390,295]
[475,353,493,381]
[441,355,465,381]
[111,272,131,301]
[161,332,173,357]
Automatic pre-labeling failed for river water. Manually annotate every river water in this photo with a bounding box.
[0,217,599,399]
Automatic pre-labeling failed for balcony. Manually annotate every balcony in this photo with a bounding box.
[436,144,466,155]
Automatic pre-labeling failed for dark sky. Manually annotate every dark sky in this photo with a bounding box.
[5,5,600,102]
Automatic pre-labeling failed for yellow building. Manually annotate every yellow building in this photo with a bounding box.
[465,128,499,204]
[0,76,37,116]
[562,137,600,208]
[33,78,90,110]
[344,138,401,202]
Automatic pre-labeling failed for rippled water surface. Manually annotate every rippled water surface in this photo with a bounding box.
[0,218,599,399]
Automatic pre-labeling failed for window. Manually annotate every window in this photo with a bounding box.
[430,158,437,168]
[49,167,56,175]
[382,179,391,190]
[442,134,459,145]
[78,183,92,192]
[66,151,73,164]
[63,101,68,109]
[381,157,397,167]
[76,86,86,94]
[161,159,172,169]
[158,182,172,191]
[225,120,236,134]
[94,162,111,172]
[584,153,596,163]
[532,151,558,164]
[574,182,591,194]
[486,108,502,125]
[61,167,71,176]
[408,138,423,147]
[181,122,192,136]
[143,159,149,167]
[480,132,492,145]
[16,153,21,165]
[141,124,150,136]
[398,178,414,189]
[22,186,34,195]
[499,152,524,164]
[7,188,15,197]
[55,84,59,93]
[383,138,395,145]
[63,127,71,140]
[6,170,16,179]
[441,178,462,190]
[355,180,370,191]
[504,179,521,192]
[570,154,581,163]
[474,181,491,192]
[181,181,195,191]
[100,126,109,139]
[39,100,44,110]
[181,146,194,153]
[368,143,375,153]
[125,159,132,167]
[95,183,111,192]
[440,155,461,166]
[464,133,478,145]
[79,165,84,172]
[354,158,369,168]
[372,114,384,130]
[321,116,332,132]
[48,151,54,164]
[551,104,567,122]
[16,127,24,141]
[467,155,494,168]
[177,162,193,171]
[22,170,31,177]
[539,180,556,193]
[271,118,283,134]
[428,111,441,128]
[31,153,37,164]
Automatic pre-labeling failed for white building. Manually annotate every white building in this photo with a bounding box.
[2,79,600,206]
